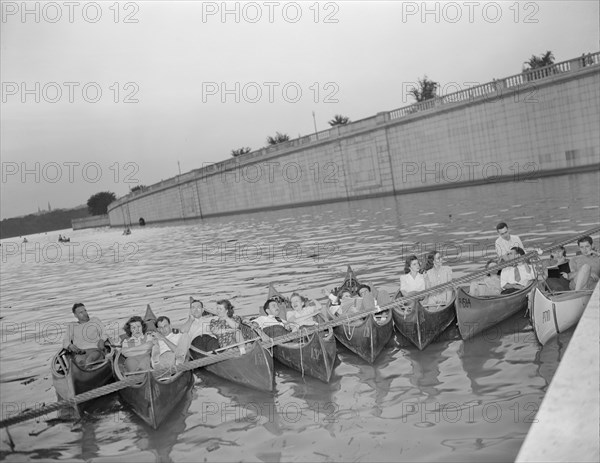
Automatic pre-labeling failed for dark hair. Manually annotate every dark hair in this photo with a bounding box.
[404,255,420,274]
[496,222,508,231]
[337,288,353,298]
[156,315,171,325]
[72,302,85,313]
[511,246,525,256]
[423,251,440,272]
[551,246,566,258]
[577,236,593,246]
[263,298,278,314]
[216,299,234,318]
[124,316,146,337]
[357,284,371,294]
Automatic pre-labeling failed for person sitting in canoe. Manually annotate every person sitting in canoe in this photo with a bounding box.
[540,246,571,292]
[151,316,183,369]
[469,260,502,296]
[331,286,376,318]
[251,298,294,339]
[562,236,600,291]
[121,316,157,373]
[175,298,219,361]
[495,222,525,263]
[210,299,247,354]
[500,247,536,294]
[399,255,426,296]
[286,293,322,326]
[423,251,453,305]
[63,303,112,368]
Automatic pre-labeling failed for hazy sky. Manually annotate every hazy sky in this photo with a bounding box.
[1,0,599,219]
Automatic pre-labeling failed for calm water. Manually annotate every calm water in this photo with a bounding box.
[1,171,599,462]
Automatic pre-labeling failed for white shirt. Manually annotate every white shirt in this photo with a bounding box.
[287,303,321,326]
[495,234,524,257]
[400,273,426,293]
[186,316,216,339]
[253,315,286,329]
[157,331,182,355]
[63,317,107,350]
[500,264,536,289]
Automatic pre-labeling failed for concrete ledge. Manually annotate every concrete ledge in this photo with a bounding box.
[72,215,110,230]
[517,283,599,462]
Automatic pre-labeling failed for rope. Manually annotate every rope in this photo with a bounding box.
[3,225,598,428]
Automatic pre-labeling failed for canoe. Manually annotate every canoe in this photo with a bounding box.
[51,348,114,418]
[260,283,337,383]
[393,289,456,350]
[530,281,596,345]
[113,351,194,429]
[190,323,275,392]
[455,281,535,340]
[329,266,394,363]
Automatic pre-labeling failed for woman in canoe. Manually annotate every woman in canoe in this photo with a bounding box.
[399,255,426,296]
[422,251,453,305]
[121,316,157,373]
[287,293,323,326]
[210,299,247,353]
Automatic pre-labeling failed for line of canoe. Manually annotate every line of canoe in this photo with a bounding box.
[50,266,596,429]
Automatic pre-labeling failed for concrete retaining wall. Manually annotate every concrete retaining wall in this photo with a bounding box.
[108,53,600,226]
[516,283,599,462]
[72,215,110,230]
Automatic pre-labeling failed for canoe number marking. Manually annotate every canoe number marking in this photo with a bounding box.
[542,310,550,323]
[458,298,471,308]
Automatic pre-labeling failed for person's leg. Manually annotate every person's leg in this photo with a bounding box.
[573,264,591,291]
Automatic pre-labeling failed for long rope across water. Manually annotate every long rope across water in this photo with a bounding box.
[2,225,598,428]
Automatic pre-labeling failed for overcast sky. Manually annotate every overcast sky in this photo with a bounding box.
[1,0,598,219]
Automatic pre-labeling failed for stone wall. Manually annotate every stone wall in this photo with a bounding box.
[108,53,600,226]
[72,215,110,230]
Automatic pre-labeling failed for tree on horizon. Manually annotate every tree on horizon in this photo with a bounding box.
[231,147,252,157]
[409,76,438,103]
[87,191,116,216]
[328,115,350,126]
[266,132,290,145]
[524,51,555,70]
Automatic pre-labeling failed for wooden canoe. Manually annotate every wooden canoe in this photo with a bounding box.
[113,351,194,429]
[455,281,535,340]
[261,283,337,383]
[50,348,114,418]
[393,289,456,350]
[530,281,596,345]
[190,322,275,392]
[329,266,394,363]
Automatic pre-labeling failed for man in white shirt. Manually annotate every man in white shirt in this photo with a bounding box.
[151,316,182,369]
[62,303,110,368]
[495,222,524,262]
[175,298,218,361]
[500,247,536,293]
[252,298,294,339]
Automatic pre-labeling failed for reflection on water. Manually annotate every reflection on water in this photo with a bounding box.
[0,172,598,462]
